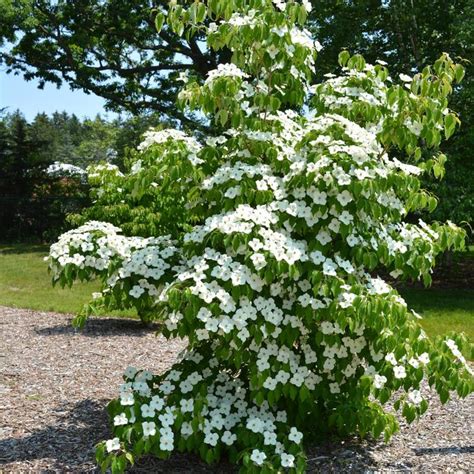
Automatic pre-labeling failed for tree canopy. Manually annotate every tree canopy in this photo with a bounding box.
[2,0,472,117]
[2,0,472,226]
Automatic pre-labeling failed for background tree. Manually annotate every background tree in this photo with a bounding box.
[0,0,215,127]
[309,0,473,229]
[0,111,46,240]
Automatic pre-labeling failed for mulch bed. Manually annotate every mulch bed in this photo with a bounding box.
[383,253,474,291]
[0,307,472,473]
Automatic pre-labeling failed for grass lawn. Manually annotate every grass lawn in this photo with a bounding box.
[0,243,102,314]
[399,288,474,340]
[0,243,472,340]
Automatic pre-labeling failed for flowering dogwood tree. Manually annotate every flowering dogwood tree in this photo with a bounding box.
[48,1,473,472]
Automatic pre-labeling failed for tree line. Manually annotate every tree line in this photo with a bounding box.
[0,110,159,241]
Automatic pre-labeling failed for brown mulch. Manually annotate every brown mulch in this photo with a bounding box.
[0,307,473,473]
[427,255,474,289]
[383,254,474,291]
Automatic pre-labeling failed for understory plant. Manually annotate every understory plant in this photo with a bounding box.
[48,0,473,472]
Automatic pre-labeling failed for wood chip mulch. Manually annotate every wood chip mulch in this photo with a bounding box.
[0,306,472,473]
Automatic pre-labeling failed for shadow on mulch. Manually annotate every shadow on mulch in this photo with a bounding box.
[3,403,470,473]
[304,436,381,472]
[413,446,474,455]
[35,317,160,338]
[0,399,109,472]
[0,396,233,473]
[130,454,236,473]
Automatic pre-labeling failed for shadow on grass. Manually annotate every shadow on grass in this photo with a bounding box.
[0,243,49,254]
[398,288,474,312]
[35,317,161,338]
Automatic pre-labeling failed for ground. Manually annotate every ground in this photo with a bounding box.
[1,307,472,473]
[1,244,473,339]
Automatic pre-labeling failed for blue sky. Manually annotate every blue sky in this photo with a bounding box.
[0,70,117,121]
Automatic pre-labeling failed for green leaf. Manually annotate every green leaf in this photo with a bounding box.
[338,50,350,67]
[444,113,456,139]
[155,12,165,33]
[454,64,465,83]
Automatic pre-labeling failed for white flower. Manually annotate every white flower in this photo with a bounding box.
[267,45,280,59]
[373,374,387,389]
[310,250,325,265]
[272,0,286,11]
[399,73,412,82]
[150,395,165,411]
[288,427,303,443]
[222,430,237,445]
[393,365,407,379]
[160,437,174,451]
[336,190,353,206]
[263,430,277,445]
[385,352,397,366]
[180,398,194,413]
[204,432,219,446]
[316,230,332,245]
[124,366,138,379]
[246,417,265,433]
[408,389,423,405]
[205,63,249,85]
[281,452,295,467]
[114,413,128,426]
[181,422,193,437]
[129,285,145,298]
[141,404,155,418]
[142,421,156,437]
[263,377,278,390]
[120,392,134,406]
[320,321,334,335]
[106,437,120,452]
[302,0,312,13]
[418,352,430,364]
[250,449,267,466]
[250,252,267,270]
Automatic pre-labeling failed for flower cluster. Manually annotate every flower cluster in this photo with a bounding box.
[48,221,180,323]
[46,161,87,180]
[137,128,202,155]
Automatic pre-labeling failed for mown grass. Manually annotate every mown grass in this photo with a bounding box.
[0,243,102,314]
[0,243,472,340]
[399,288,474,340]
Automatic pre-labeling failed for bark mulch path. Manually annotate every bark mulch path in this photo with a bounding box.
[0,306,472,473]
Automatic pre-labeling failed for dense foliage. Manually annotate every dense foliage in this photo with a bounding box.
[48,1,473,473]
[68,127,199,239]
[5,0,470,229]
